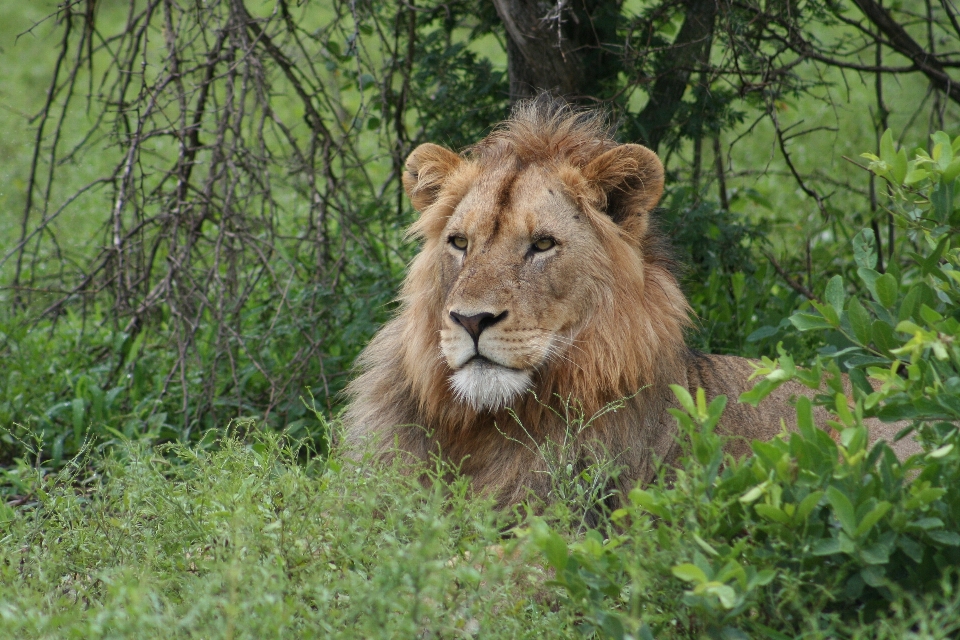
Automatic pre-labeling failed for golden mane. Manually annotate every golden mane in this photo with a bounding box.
[468,98,618,168]
[344,97,694,505]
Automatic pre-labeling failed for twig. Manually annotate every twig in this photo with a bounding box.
[762,250,822,303]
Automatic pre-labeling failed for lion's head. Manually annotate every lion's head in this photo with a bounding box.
[345,97,693,501]
[401,99,688,413]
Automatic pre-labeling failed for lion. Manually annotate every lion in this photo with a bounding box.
[343,97,921,507]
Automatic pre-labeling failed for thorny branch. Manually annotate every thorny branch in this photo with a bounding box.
[6,0,428,426]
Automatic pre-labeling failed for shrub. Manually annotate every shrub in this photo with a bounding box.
[525,131,960,638]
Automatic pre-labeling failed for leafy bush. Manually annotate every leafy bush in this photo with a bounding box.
[525,132,960,638]
[658,188,813,359]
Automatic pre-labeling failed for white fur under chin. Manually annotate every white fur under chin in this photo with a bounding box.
[450,362,531,411]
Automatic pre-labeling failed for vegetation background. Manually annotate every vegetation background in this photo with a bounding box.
[1,0,960,637]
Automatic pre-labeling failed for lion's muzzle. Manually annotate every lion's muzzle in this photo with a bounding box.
[449,310,508,349]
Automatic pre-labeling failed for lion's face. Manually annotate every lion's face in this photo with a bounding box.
[402,135,667,412]
[438,165,605,410]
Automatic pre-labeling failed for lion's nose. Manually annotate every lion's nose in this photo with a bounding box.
[449,310,508,347]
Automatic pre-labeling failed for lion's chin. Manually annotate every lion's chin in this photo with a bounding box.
[449,359,531,411]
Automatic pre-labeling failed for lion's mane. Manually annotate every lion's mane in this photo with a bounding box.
[343,99,702,505]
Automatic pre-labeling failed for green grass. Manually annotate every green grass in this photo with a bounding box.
[0,432,573,638]
[2,415,958,640]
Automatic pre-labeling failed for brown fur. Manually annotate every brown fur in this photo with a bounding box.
[343,97,920,506]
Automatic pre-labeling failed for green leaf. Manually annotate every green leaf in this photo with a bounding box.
[919,304,944,325]
[795,395,815,440]
[670,384,696,416]
[71,397,86,439]
[847,297,873,345]
[797,491,825,521]
[739,379,780,407]
[872,320,898,354]
[879,129,896,166]
[747,325,779,342]
[860,543,892,565]
[892,148,908,184]
[898,285,922,322]
[753,625,793,640]
[534,524,569,571]
[811,300,840,326]
[638,623,656,640]
[598,613,625,640]
[740,484,767,504]
[877,403,919,421]
[709,584,738,609]
[875,273,898,308]
[845,355,889,368]
[943,158,960,183]
[855,501,892,537]
[706,394,728,427]
[672,563,708,584]
[933,131,953,168]
[748,569,777,590]
[812,537,842,556]
[904,167,930,185]
[628,489,665,517]
[825,275,845,315]
[827,486,858,537]
[692,533,720,557]
[790,313,834,332]
[920,237,950,276]
[848,367,872,397]
[927,443,954,459]
[853,229,878,270]
[898,535,924,563]
[928,531,960,546]
[755,504,791,524]
[908,517,944,531]
[915,488,946,505]
[858,267,881,300]
[931,180,955,222]
[861,565,886,587]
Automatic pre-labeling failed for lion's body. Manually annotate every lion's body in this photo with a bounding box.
[343,98,920,506]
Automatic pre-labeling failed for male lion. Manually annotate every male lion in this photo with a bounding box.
[344,97,920,506]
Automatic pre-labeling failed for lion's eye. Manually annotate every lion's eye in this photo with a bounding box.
[532,237,556,252]
[450,235,468,250]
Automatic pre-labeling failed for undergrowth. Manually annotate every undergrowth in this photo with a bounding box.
[0,429,569,638]
[523,130,960,639]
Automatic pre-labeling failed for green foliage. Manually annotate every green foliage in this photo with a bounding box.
[504,394,626,534]
[770,130,960,434]
[528,386,960,638]
[0,432,571,638]
[660,188,817,359]
[524,131,960,638]
[0,285,364,466]
[410,29,509,148]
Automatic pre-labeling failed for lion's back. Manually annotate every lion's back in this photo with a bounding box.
[685,351,922,461]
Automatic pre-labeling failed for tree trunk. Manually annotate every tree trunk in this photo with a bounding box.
[494,0,718,152]
[635,0,717,151]
[492,0,620,104]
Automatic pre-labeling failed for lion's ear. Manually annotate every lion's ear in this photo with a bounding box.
[582,143,664,226]
[403,143,462,213]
